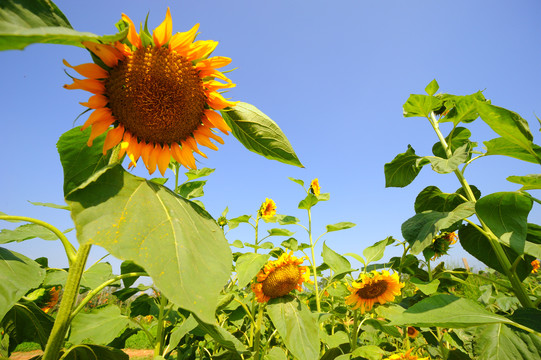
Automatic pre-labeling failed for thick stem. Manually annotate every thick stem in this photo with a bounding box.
[154,294,168,357]
[308,209,321,312]
[42,244,92,360]
[350,309,359,351]
[253,304,265,360]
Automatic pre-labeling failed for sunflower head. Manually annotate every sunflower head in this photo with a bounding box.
[383,349,429,360]
[429,232,457,260]
[259,198,276,219]
[40,287,61,314]
[345,270,404,314]
[64,8,236,176]
[251,252,311,303]
[310,178,320,197]
[532,259,540,274]
[407,326,420,338]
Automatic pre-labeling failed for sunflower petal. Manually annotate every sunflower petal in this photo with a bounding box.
[122,13,142,49]
[196,56,232,71]
[153,7,173,48]
[169,23,199,53]
[87,119,112,146]
[102,125,125,154]
[80,94,109,109]
[196,126,224,144]
[184,137,207,158]
[141,142,154,169]
[186,40,218,61]
[64,78,105,95]
[157,145,171,176]
[63,59,108,79]
[206,91,237,110]
[81,108,114,131]
[82,41,123,68]
[147,144,159,175]
[204,109,231,134]
[193,130,219,150]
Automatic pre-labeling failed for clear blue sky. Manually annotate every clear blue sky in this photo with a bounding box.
[1,0,540,273]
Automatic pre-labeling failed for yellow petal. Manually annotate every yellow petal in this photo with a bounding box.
[82,41,123,68]
[121,13,142,49]
[169,23,199,53]
[63,59,108,79]
[186,40,218,61]
[206,91,237,110]
[153,7,173,48]
[196,56,232,70]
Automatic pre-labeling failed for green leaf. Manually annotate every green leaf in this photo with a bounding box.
[476,102,541,164]
[276,215,299,225]
[0,223,59,244]
[432,127,473,158]
[414,185,481,213]
[264,347,288,360]
[43,269,68,287]
[459,224,533,281]
[0,302,53,354]
[403,94,443,118]
[28,201,69,210]
[227,215,251,230]
[402,202,475,254]
[149,178,168,185]
[0,247,45,321]
[57,126,112,196]
[325,222,356,233]
[235,253,270,289]
[185,167,215,180]
[322,243,351,273]
[288,177,305,187]
[440,95,481,124]
[220,102,303,167]
[298,193,318,210]
[168,316,198,351]
[388,294,514,328]
[344,252,365,266]
[80,262,116,290]
[66,164,232,323]
[475,323,541,360]
[193,315,248,354]
[363,236,395,265]
[425,79,439,96]
[0,0,127,51]
[69,305,129,345]
[60,344,128,360]
[409,277,440,295]
[176,180,206,199]
[507,174,541,191]
[508,308,541,333]
[423,143,470,174]
[476,192,533,255]
[120,261,146,288]
[484,137,541,164]
[267,296,320,360]
[129,294,159,317]
[230,240,244,248]
[352,345,386,360]
[281,238,298,251]
[384,145,428,188]
[267,228,295,237]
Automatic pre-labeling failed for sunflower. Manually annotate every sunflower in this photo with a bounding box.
[345,270,404,314]
[251,252,311,303]
[407,326,419,338]
[310,178,320,196]
[40,287,61,314]
[259,198,276,219]
[64,8,236,175]
[532,259,540,274]
[428,232,457,260]
[383,349,429,360]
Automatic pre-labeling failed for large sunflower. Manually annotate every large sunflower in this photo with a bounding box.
[251,252,311,303]
[64,8,236,175]
[383,349,429,360]
[345,270,404,314]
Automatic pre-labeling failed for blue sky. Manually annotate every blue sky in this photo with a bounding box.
[1,0,540,273]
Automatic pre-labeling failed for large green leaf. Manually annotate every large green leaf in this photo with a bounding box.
[0,248,45,322]
[414,185,481,213]
[507,174,541,191]
[80,262,117,290]
[193,315,248,354]
[69,305,129,345]
[484,137,541,164]
[459,224,533,281]
[266,296,320,360]
[432,127,473,158]
[388,294,514,328]
[401,202,475,254]
[119,260,146,288]
[57,126,112,196]
[220,102,303,167]
[0,0,127,51]
[476,192,533,255]
[65,164,232,323]
[60,345,128,360]
[384,145,428,188]
[0,223,59,244]
[440,95,481,124]
[0,302,54,355]
[474,323,541,360]
[322,243,351,273]
[363,236,395,266]
[235,253,270,289]
[423,143,469,174]
[476,103,541,165]
[403,94,443,118]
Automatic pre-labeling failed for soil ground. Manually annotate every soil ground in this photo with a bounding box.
[9,349,154,359]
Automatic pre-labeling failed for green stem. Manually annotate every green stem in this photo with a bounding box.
[445,270,512,290]
[0,216,76,265]
[42,244,92,360]
[308,209,321,312]
[154,294,168,357]
[253,304,265,360]
[427,259,433,282]
[428,112,533,308]
[350,309,359,351]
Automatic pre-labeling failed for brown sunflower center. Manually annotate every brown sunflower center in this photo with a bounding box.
[357,280,388,299]
[262,264,301,298]
[106,45,206,144]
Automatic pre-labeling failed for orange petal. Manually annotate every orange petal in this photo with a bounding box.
[169,23,199,53]
[64,78,105,95]
[206,91,237,110]
[186,40,218,61]
[199,69,232,83]
[184,137,207,158]
[63,59,108,79]
[140,142,154,168]
[196,125,224,144]
[80,94,109,109]
[147,144,159,175]
[82,41,124,68]
[193,129,218,150]
[204,79,235,92]
[127,137,143,164]
[81,108,114,131]
[102,125,125,154]
[122,13,142,49]
[153,8,173,48]
[157,145,171,176]
[196,56,232,71]
[170,142,194,169]
[204,110,231,134]
[87,119,112,146]
[114,42,133,57]
[118,131,132,158]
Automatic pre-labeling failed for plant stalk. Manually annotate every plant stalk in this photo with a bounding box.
[308,209,321,312]
[253,304,265,360]
[154,294,168,357]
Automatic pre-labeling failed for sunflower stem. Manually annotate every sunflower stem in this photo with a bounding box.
[253,304,265,360]
[350,309,359,351]
[308,208,321,312]
[154,293,168,357]
[42,244,92,360]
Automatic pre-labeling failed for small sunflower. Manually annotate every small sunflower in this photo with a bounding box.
[532,259,540,274]
[345,270,404,314]
[259,198,276,219]
[310,178,320,196]
[40,287,61,314]
[64,8,236,175]
[383,349,429,360]
[407,326,419,338]
[428,232,457,260]
[251,252,311,303]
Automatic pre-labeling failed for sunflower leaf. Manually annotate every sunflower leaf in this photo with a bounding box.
[220,103,303,168]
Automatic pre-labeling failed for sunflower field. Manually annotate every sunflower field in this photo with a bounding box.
[1,1,540,360]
